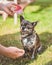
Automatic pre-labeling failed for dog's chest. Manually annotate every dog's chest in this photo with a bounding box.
[22,34,36,47]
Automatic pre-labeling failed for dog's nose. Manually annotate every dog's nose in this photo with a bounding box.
[22,26,25,30]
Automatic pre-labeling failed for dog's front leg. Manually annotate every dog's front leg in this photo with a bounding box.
[31,48,36,59]
[31,51,35,59]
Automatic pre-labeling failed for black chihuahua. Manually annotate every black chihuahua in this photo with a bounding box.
[20,16,42,59]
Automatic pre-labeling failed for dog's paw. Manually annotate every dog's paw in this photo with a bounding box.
[31,55,35,59]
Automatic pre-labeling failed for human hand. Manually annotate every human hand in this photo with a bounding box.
[1,3,17,16]
[4,47,25,59]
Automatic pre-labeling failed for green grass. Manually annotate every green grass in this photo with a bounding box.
[0,0,52,65]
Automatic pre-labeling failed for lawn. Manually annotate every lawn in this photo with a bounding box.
[0,0,52,65]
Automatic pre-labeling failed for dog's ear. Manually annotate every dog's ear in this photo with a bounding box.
[20,15,24,22]
[32,21,38,27]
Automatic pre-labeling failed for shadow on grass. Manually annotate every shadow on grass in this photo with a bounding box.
[45,60,52,65]
[30,1,52,13]
[0,32,52,65]
[39,32,52,54]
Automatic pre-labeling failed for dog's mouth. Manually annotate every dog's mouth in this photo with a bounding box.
[21,29,33,34]
[21,31,33,37]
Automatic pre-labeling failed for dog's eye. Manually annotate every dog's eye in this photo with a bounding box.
[27,26,32,29]
[27,27,31,29]
[27,25,32,29]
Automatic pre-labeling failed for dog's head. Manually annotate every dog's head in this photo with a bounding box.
[20,15,38,35]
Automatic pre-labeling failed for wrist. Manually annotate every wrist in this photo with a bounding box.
[0,44,7,55]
